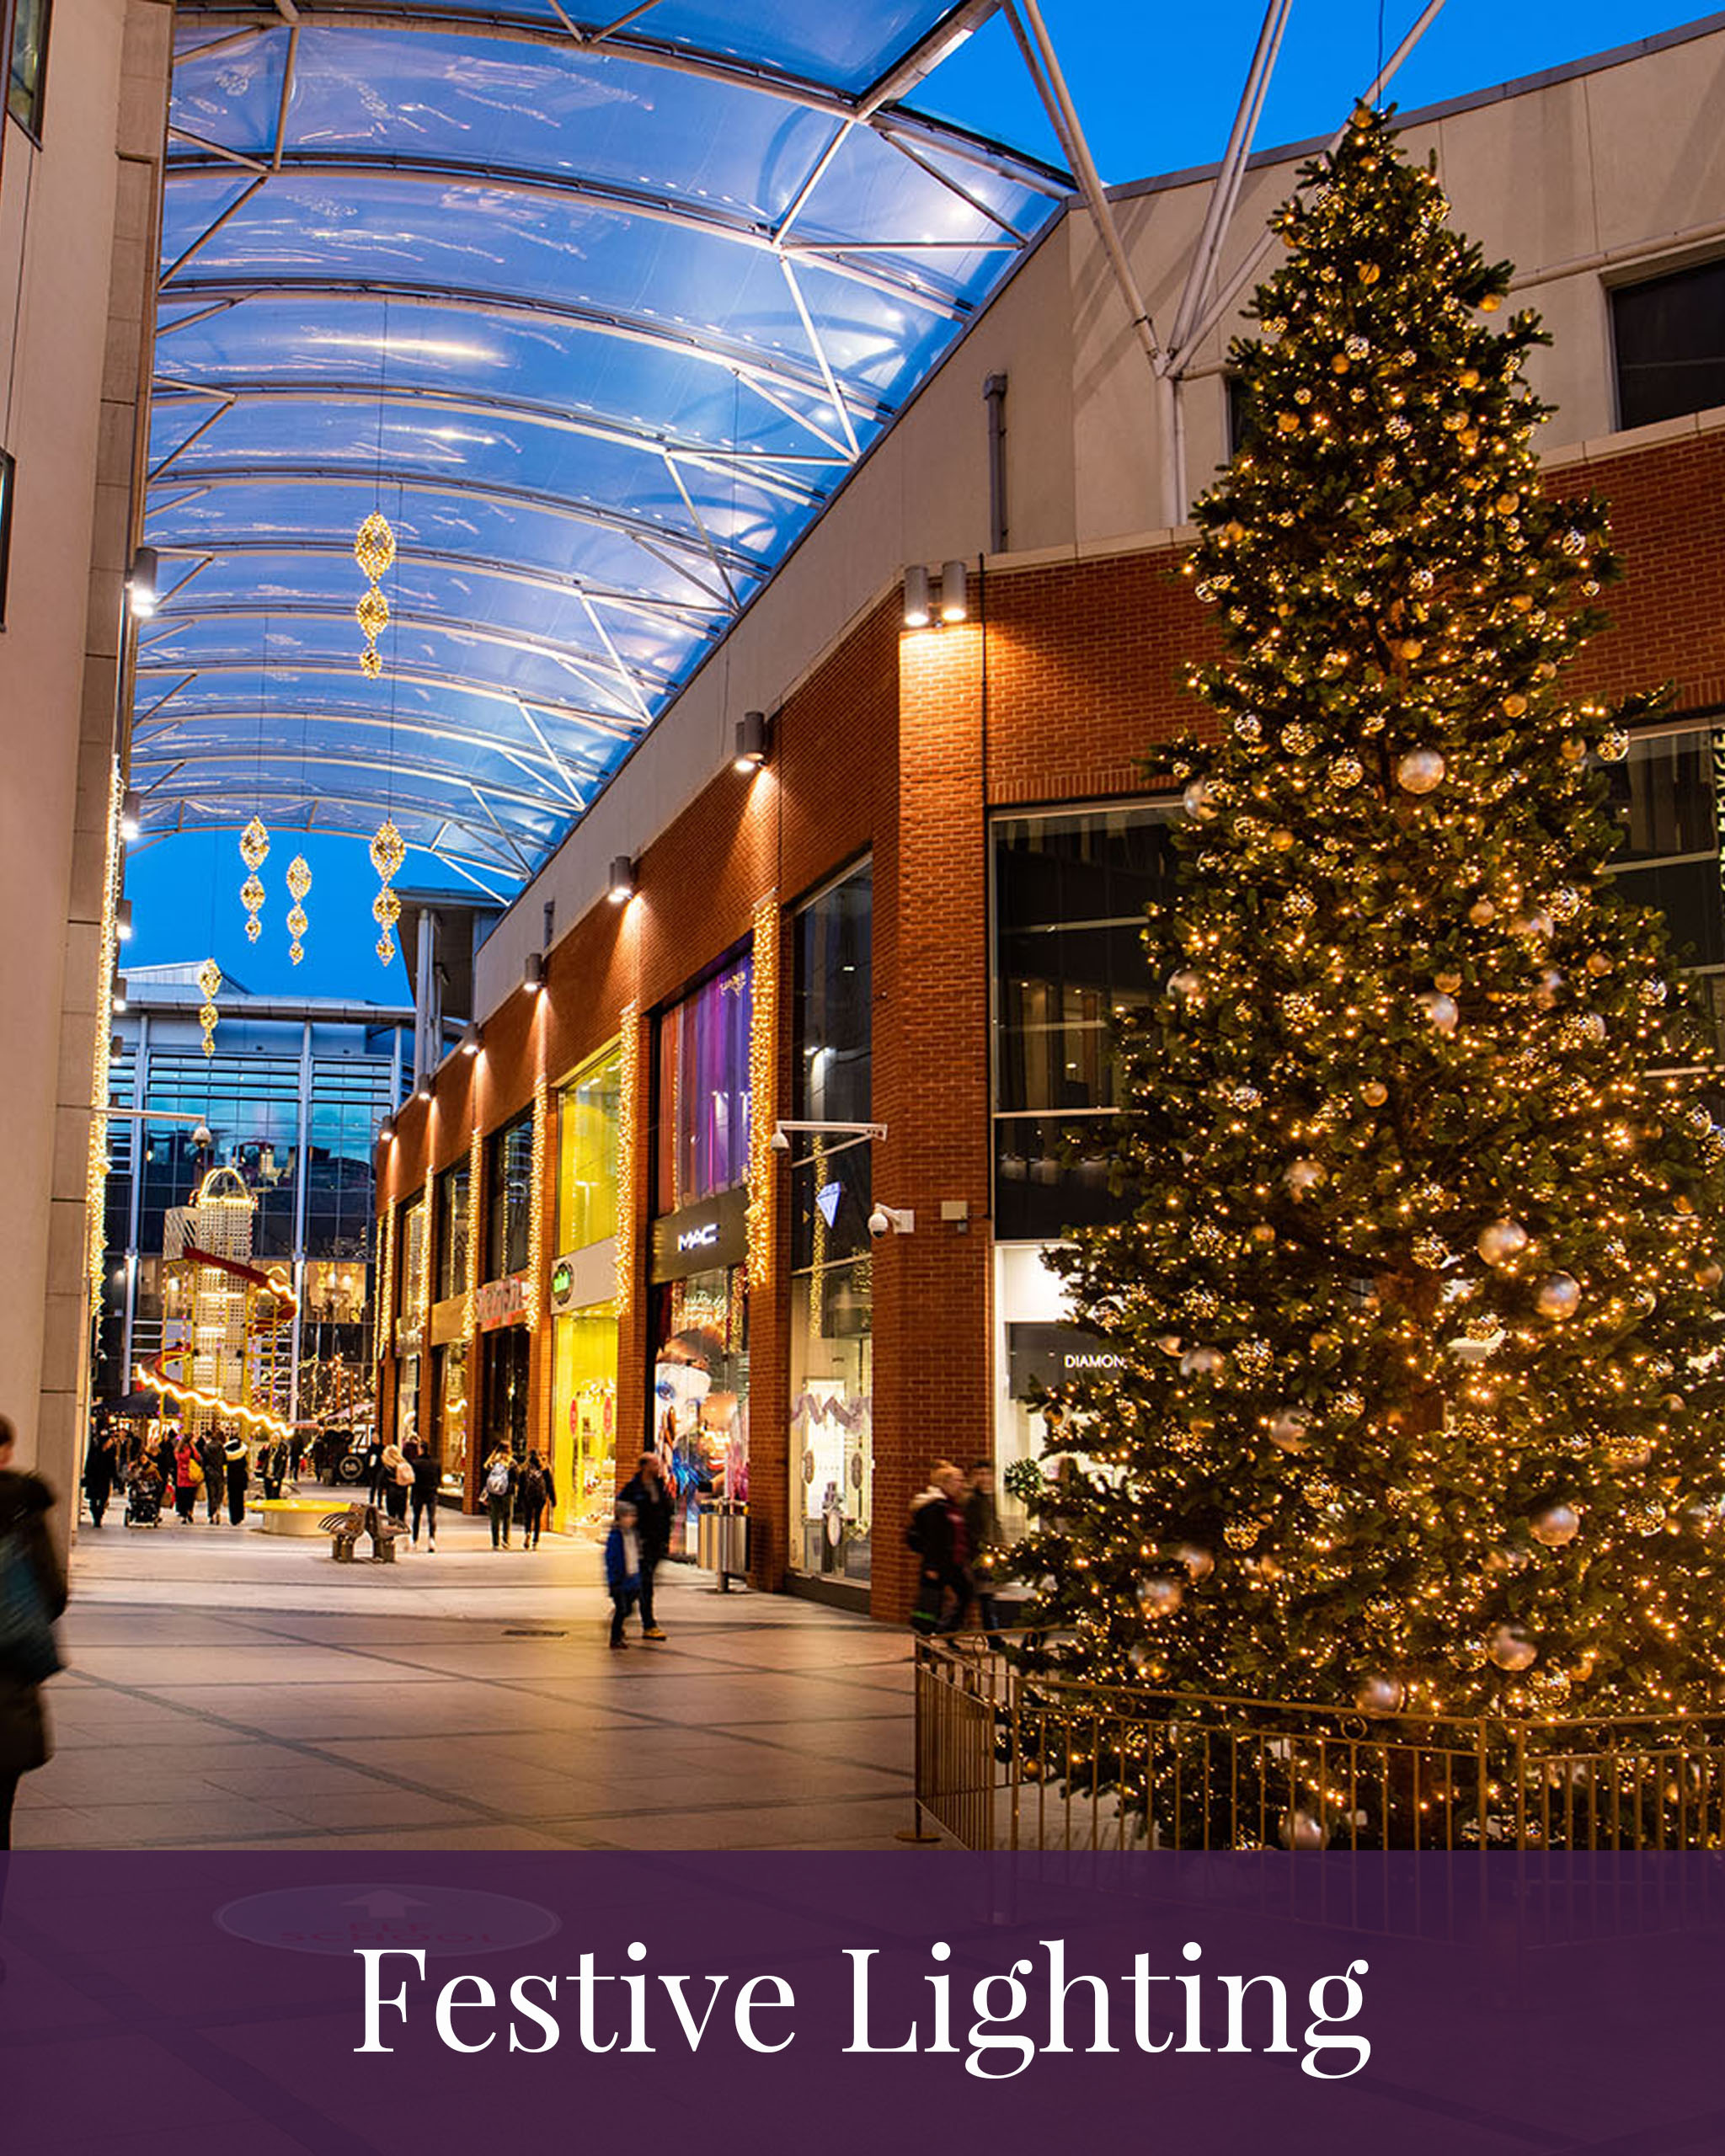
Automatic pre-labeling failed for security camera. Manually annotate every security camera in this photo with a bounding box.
[192,1122,212,1148]
[868,1203,913,1238]
[770,1126,790,1152]
[868,1204,889,1240]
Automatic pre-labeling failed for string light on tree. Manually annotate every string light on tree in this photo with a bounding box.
[1008,105,1725,1838]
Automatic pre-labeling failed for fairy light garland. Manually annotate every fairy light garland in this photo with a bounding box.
[526,1075,548,1331]
[614,1002,639,1318]
[463,1126,483,1342]
[86,765,126,1306]
[746,895,779,1292]
[374,1200,396,1365]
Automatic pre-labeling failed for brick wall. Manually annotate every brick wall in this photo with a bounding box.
[377,424,1725,1621]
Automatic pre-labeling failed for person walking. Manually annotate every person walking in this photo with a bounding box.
[518,1450,554,1549]
[200,1430,225,1523]
[408,1442,439,1550]
[603,1499,641,1650]
[618,1452,673,1639]
[0,1416,67,1854]
[963,1458,1005,1646]
[222,1431,250,1526]
[82,1423,118,1529]
[483,1446,517,1549]
[172,1433,203,1523]
[906,1461,970,1636]
[259,1436,290,1502]
[379,1442,411,1527]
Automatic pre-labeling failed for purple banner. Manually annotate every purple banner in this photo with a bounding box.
[1,1852,1720,2152]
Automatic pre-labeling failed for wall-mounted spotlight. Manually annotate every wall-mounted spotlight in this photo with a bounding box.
[607,855,636,905]
[126,547,159,621]
[733,710,768,774]
[414,1075,433,1103]
[116,899,134,942]
[939,559,969,622]
[378,1115,396,1145]
[111,975,128,1015]
[120,789,141,841]
[902,563,932,628]
[460,1022,483,1057]
[522,951,545,993]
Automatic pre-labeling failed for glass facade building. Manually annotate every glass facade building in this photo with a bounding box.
[96,974,409,1427]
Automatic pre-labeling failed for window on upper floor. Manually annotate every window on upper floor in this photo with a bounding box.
[1611,257,1725,430]
[7,0,50,139]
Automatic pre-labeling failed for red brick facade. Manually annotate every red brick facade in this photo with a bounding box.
[377,421,1725,1622]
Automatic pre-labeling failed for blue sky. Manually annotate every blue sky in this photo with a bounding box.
[123,0,1706,1002]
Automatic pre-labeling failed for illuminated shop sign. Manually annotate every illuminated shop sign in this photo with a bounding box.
[650,1187,748,1283]
[1005,1321,1128,1399]
[475,1274,528,1331]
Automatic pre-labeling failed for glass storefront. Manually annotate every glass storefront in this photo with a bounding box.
[650,1262,748,1556]
[396,1353,420,1451]
[486,1113,533,1280]
[550,1042,623,1538]
[479,1324,530,1459]
[649,957,754,1555]
[437,1161,470,1303]
[552,1310,619,1536]
[788,860,873,1582]
[435,1340,469,1494]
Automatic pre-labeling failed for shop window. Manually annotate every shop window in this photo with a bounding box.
[992,803,1178,1241]
[649,1267,747,1556]
[436,1161,469,1301]
[485,1113,532,1280]
[558,1043,620,1251]
[435,1340,469,1492]
[1611,258,1725,430]
[1605,725,1725,1027]
[552,1310,618,1538]
[788,860,873,1582]
[653,953,752,1213]
[7,0,48,138]
[0,451,13,628]
[398,1196,427,1351]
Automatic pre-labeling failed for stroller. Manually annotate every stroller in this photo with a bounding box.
[125,1464,163,1528]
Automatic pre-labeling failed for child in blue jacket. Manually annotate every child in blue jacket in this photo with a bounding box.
[604,1499,641,1650]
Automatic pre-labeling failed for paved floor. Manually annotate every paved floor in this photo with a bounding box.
[19,1495,915,1850]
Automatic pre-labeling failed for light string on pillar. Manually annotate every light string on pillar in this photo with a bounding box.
[463,1126,483,1342]
[526,1075,548,1331]
[745,894,779,1292]
[614,1003,638,1319]
[88,765,126,1308]
[374,1200,396,1365]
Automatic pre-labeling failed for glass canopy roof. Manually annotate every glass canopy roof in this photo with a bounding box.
[136,1,1069,894]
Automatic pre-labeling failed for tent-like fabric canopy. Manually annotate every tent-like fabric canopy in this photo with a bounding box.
[134,1,1069,894]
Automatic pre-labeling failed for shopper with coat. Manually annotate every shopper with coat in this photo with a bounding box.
[172,1433,203,1523]
[378,1442,412,1526]
[603,1499,641,1649]
[200,1430,225,1523]
[482,1446,517,1549]
[407,1441,439,1550]
[82,1424,119,1529]
[906,1460,971,1636]
[517,1450,556,1549]
[618,1452,673,1639]
[222,1432,250,1526]
[259,1437,291,1501]
[0,1415,67,1853]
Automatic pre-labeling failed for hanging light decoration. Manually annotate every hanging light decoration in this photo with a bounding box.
[286,853,312,965]
[370,817,406,966]
[355,511,395,679]
[238,814,270,942]
[196,956,222,1059]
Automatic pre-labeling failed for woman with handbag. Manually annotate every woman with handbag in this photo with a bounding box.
[0,1415,67,1850]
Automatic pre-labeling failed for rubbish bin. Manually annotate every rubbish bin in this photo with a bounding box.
[697,1498,748,1588]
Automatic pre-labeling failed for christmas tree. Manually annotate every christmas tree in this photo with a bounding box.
[1010,109,1725,1781]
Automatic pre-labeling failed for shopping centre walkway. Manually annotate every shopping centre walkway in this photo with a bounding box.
[20,1502,913,1851]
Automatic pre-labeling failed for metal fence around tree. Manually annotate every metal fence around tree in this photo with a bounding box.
[911,1635,1725,1858]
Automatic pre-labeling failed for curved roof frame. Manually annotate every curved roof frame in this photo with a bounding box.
[134,1,1072,882]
